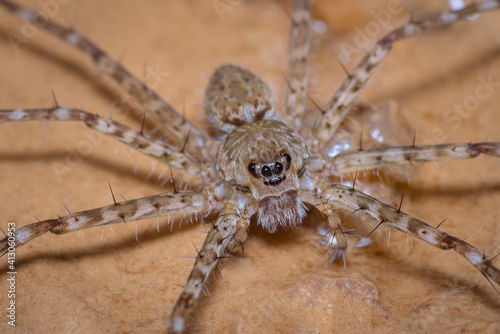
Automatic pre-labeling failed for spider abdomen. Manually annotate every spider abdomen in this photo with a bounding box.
[204,64,275,134]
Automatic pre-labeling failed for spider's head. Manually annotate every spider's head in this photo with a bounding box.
[216,119,309,232]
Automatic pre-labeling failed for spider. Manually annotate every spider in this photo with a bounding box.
[1,0,500,333]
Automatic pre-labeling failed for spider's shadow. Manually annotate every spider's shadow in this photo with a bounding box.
[0,150,167,189]
[371,32,500,106]
[366,240,500,310]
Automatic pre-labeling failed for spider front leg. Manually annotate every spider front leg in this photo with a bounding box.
[298,191,348,263]
[320,142,500,173]
[168,192,254,334]
[312,0,500,145]
[0,107,206,180]
[304,175,500,290]
[0,0,215,159]
[0,182,228,255]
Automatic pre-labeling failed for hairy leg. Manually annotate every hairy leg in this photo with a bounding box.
[303,177,500,288]
[283,0,311,129]
[312,0,500,145]
[0,182,227,254]
[168,193,254,334]
[314,142,500,174]
[0,106,206,180]
[298,190,348,262]
[0,0,215,159]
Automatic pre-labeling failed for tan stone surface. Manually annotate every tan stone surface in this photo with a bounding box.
[0,1,499,333]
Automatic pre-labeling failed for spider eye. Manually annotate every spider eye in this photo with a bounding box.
[248,163,257,177]
[274,162,284,174]
[283,153,292,169]
[261,165,272,177]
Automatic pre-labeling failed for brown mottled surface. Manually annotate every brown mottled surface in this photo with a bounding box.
[1,0,500,333]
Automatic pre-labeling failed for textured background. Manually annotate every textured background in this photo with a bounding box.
[0,0,499,333]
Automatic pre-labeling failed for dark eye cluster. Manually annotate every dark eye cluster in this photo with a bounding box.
[248,153,291,186]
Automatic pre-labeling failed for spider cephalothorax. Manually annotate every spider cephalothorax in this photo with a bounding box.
[216,118,309,232]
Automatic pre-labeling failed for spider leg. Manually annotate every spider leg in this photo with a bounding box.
[0,107,206,180]
[168,193,254,334]
[298,191,348,262]
[0,0,215,159]
[283,0,311,129]
[0,182,227,255]
[318,142,500,174]
[302,176,500,289]
[312,0,500,145]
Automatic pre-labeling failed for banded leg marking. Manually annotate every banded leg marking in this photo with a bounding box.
[0,189,215,254]
[283,0,311,128]
[0,107,204,179]
[327,142,500,173]
[313,1,500,145]
[314,183,500,288]
[168,194,253,334]
[0,0,215,159]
